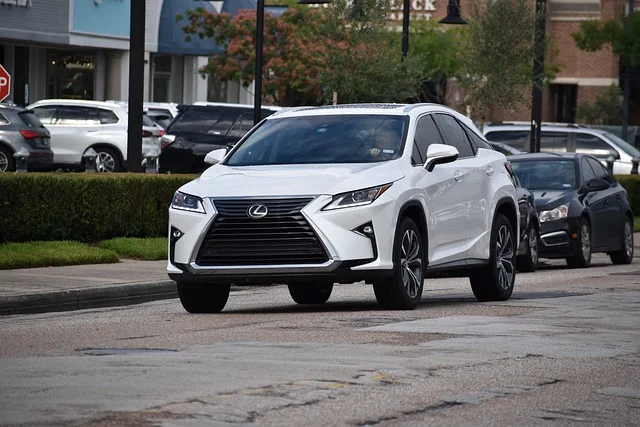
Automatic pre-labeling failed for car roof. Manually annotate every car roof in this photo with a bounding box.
[29,99,128,111]
[0,104,25,113]
[508,152,582,161]
[483,122,609,136]
[190,101,283,111]
[269,103,460,119]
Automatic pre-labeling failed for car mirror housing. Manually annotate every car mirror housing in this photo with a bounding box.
[424,144,459,172]
[585,178,609,192]
[204,148,227,166]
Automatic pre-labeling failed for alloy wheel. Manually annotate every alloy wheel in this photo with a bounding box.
[96,152,116,172]
[0,152,7,172]
[529,227,538,265]
[581,224,590,261]
[623,221,633,258]
[496,225,515,291]
[401,229,422,299]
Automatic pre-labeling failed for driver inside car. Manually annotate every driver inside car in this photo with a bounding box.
[369,126,401,158]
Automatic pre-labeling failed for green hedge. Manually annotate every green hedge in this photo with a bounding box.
[0,173,195,244]
[615,174,640,216]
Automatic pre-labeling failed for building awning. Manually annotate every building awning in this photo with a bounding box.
[157,0,289,56]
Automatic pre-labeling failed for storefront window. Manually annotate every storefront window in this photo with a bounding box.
[152,54,172,102]
[46,52,95,100]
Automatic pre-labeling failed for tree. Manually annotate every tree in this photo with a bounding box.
[573,12,640,66]
[456,0,558,120]
[577,84,623,125]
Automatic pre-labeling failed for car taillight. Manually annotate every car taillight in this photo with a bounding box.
[161,134,176,150]
[20,129,40,140]
[142,130,152,138]
[158,130,165,137]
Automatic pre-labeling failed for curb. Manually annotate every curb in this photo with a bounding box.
[0,280,178,316]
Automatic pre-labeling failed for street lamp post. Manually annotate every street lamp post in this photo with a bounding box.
[127,0,145,172]
[622,0,634,142]
[530,0,547,153]
[253,0,265,126]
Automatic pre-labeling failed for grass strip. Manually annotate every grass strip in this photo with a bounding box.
[98,237,168,261]
[0,241,119,270]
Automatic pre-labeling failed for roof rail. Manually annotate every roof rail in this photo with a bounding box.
[488,120,588,128]
[403,102,444,113]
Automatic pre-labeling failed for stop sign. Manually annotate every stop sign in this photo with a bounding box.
[0,65,10,103]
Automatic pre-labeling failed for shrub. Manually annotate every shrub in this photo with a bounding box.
[0,173,194,243]
[616,174,640,216]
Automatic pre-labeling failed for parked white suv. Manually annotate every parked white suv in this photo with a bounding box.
[168,104,519,313]
[483,122,640,174]
[28,99,163,172]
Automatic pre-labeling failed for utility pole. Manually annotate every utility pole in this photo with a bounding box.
[401,0,410,58]
[254,0,265,125]
[622,0,634,142]
[530,0,547,153]
[127,0,145,172]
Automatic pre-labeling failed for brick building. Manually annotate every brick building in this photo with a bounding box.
[393,0,639,124]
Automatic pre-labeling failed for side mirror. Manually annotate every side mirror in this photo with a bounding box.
[204,148,227,166]
[424,144,459,172]
[585,178,609,192]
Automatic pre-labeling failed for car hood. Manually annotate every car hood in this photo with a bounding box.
[181,162,405,197]
[533,189,577,210]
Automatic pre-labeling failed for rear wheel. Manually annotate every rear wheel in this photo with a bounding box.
[516,224,538,273]
[177,283,230,313]
[470,214,516,302]
[93,147,123,172]
[0,145,16,172]
[609,218,634,265]
[288,283,333,304]
[373,217,424,310]
[566,219,591,268]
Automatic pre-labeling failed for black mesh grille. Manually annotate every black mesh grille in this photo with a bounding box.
[196,198,330,266]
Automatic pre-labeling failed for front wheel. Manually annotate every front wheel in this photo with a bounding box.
[470,214,516,302]
[516,224,538,273]
[566,219,591,268]
[609,218,634,265]
[93,147,123,172]
[177,283,230,313]
[288,283,333,304]
[373,217,424,310]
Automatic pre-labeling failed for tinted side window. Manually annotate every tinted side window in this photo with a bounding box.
[484,130,528,151]
[208,110,240,135]
[99,109,119,125]
[586,156,614,183]
[581,158,597,183]
[56,106,92,125]
[0,112,8,124]
[433,114,475,158]
[575,133,617,159]
[171,108,221,133]
[227,113,255,139]
[412,115,443,165]
[462,123,492,150]
[31,106,57,125]
[540,132,569,153]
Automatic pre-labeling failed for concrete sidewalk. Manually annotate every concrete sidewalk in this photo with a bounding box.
[0,260,175,315]
[1,233,639,316]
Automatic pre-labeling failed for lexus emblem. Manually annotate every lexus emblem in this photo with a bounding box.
[247,204,268,219]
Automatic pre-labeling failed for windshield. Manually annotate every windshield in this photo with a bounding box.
[602,131,640,158]
[511,160,578,190]
[225,114,409,166]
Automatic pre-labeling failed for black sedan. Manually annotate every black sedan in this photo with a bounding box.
[509,153,634,268]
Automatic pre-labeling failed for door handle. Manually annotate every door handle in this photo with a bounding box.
[454,171,463,182]
[486,166,494,176]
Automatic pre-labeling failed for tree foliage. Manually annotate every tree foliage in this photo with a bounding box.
[577,84,623,125]
[573,12,640,65]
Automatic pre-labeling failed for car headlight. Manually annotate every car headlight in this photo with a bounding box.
[171,191,206,214]
[323,184,392,211]
[539,205,568,223]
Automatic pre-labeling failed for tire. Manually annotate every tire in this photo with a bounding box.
[516,224,538,273]
[566,219,591,268]
[470,214,516,302]
[288,283,333,304]
[177,283,230,313]
[373,217,424,310]
[93,147,123,172]
[609,217,634,265]
[0,145,16,172]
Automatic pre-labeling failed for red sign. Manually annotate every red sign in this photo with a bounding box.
[0,65,10,103]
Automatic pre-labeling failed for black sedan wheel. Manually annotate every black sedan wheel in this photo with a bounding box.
[566,219,591,268]
[609,218,634,265]
[517,225,538,273]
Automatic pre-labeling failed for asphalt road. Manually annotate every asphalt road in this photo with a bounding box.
[1,255,638,426]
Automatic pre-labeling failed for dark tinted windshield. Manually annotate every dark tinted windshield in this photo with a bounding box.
[225,115,409,166]
[511,160,578,190]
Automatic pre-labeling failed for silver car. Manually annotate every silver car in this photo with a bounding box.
[28,99,162,172]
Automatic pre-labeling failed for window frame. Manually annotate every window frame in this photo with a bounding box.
[432,113,476,159]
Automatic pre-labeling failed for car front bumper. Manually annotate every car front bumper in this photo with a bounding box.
[538,217,581,258]
[167,194,397,285]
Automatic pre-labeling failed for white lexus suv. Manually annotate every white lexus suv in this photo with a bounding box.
[168,104,519,312]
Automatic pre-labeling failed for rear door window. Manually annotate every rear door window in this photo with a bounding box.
[575,133,618,159]
[56,106,93,125]
[484,130,529,151]
[540,132,569,153]
[171,108,229,134]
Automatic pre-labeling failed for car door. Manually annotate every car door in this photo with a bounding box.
[579,157,608,250]
[39,105,100,165]
[586,156,622,250]
[410,114,467,266]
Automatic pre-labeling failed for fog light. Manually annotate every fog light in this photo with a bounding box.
[363,225,374,235]
[172,228,184,239]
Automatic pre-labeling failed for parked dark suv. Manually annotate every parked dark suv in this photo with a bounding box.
[158,102,282,174]
[0,104,53,172]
